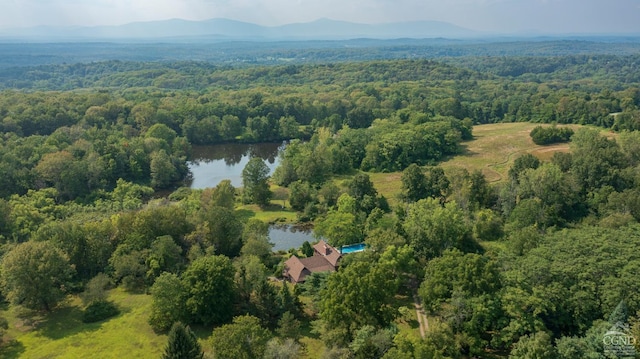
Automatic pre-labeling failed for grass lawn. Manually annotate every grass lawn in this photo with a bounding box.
[0,289,216,359]
[235,184,299,224]
[441,122,586,183]
[236,203,298,223]
[299,322,325,359]
[367,123,593,201]
[367,172,403,207]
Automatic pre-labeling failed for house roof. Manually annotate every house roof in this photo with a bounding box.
[284,240,342,283]
[299,255,336,273]
[313,240,341,267]
[284,254,336,283]
[284,256,308,283]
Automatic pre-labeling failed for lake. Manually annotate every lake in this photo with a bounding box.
[187,142,284,189]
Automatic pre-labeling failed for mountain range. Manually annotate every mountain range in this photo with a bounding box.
[0,18,478,41]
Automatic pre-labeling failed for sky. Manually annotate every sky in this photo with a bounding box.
[1,0,640,34]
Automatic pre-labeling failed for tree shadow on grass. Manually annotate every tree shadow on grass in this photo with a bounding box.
[235,208,256,221]
[0,339,26,358]
[261,203,290,212]
[38,306,101,339]
[441,143,476,161]
[34,305,102,340]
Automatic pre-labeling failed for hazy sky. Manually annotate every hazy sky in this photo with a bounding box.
[2,0,640,34]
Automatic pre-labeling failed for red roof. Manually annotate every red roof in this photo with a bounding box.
[284,256,311,284]
[313,240,341,267]
[283,240,342,283]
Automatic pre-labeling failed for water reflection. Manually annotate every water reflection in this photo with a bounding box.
[269,225,315,251]
[188,142,284,188]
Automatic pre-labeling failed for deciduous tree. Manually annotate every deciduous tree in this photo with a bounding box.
[210,315,272,359]
[319,253,400,340]
[401,164,429,202]
[509,331,556,359]
[1,241,74,311]
[264,338,301,359]
[182,255,236,326]
[242,157,272,207]
[150,149,178,189]
[403,198,478,260]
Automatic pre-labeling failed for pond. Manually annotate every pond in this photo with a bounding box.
[269,225,316,252]
[186,142,312,251]
[187,142,284,189]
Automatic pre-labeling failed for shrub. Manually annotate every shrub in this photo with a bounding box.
[82,300,120,323]
[530,125,574,145]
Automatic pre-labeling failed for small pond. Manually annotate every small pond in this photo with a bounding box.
[269,225,315,252]
[187,142,284,189]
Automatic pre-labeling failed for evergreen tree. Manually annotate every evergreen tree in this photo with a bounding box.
[276,312,302,341]
[277,284,303,318]
[609,300,629,324]
[301,241,314,257]
[162,322,204,359]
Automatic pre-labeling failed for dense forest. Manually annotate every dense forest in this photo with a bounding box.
[1,38,640,69]
[1,46,640,358]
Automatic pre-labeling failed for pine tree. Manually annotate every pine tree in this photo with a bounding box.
[276,311,301,341]
[277,283,302,318]
[162,322,204,359]
[609,300,629,325]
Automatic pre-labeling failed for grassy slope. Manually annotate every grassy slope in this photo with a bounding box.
[441,122,583,182]
[369,123,594,202]
[1,289,170,359]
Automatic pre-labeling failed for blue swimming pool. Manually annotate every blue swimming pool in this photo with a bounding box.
[340,243,366,254]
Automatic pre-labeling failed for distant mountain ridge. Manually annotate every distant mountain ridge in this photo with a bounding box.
[0,18,477,41]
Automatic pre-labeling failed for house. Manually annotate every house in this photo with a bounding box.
[283,240,342,284]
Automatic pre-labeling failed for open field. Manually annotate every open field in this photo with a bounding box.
[0,289,178,358]
[0,288,220,359]
[441,122,584,183]
[0,290,421,359]
[236,203,298,223]
[368,122,601,202]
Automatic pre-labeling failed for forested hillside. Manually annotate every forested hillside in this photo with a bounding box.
[1,52,640,358]
[1,38,640,69]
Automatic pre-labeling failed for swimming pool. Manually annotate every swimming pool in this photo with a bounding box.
[340,243,366,254]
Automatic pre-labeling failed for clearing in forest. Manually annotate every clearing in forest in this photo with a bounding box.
[369,122,591,202]
[441,122,584,183]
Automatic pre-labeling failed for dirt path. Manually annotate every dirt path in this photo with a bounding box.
[413,294,429,338]
[485,145,526,183]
